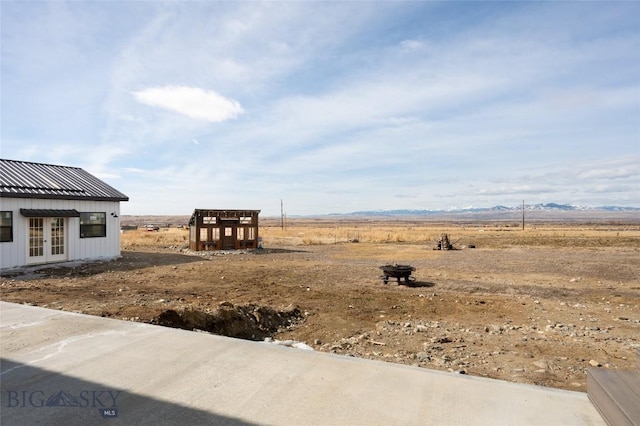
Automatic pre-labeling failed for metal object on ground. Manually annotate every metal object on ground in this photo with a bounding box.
[379,264,416,285]
[435,233,454,250]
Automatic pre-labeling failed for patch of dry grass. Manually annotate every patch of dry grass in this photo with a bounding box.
[121,228,189,249]
[262,223,640,249]
[121,222,640,251]
[330,243,440,261]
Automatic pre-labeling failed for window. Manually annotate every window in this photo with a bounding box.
[200,228,219,242]
[80,212,106,238]
[0,211,13,242]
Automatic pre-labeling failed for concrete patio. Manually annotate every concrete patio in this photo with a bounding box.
[1,301,605,425]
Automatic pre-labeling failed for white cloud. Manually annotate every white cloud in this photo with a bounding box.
[589,183,636,193]
[575,157,639,180]
[92,172,121,180]
[474,185,559,196]
[132,86,243,122]
[399,39,426,52]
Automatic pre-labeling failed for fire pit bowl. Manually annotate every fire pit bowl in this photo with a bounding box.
[379,264,416,285]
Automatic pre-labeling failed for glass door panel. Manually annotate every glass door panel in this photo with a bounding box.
[49,218,66,261]
[29,218,44,259]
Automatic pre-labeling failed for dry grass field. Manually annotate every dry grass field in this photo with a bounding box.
[2,218,639,392]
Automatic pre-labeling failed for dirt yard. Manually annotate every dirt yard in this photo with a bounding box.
[2,219,639,392]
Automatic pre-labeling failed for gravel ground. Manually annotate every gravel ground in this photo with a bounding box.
[2,240,638,392]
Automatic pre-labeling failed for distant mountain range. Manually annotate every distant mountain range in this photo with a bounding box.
[122,203,639,223]
[338,203,640,217]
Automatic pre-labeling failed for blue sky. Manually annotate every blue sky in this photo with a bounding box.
[1,1,638,216]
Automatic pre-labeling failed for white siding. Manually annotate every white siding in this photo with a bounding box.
[0,197,122,269]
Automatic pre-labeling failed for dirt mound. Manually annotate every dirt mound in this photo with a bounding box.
[153,302,302,341]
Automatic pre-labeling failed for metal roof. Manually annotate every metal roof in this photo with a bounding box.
[189,209,260,226]
[0,159,129,202]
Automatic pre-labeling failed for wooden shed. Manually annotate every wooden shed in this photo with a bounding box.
[188,209,260,251]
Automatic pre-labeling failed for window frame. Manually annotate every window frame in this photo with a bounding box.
[0,211,13,243]
[79,212,107,238]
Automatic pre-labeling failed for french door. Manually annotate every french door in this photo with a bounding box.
[27,217,68,264]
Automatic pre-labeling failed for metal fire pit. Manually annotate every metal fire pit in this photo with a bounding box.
[379,264,416,285]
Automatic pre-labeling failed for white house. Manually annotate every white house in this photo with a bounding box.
[0,159,129,269]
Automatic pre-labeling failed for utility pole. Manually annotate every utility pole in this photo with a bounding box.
[522,200,525,230]
[281,199,284,230]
